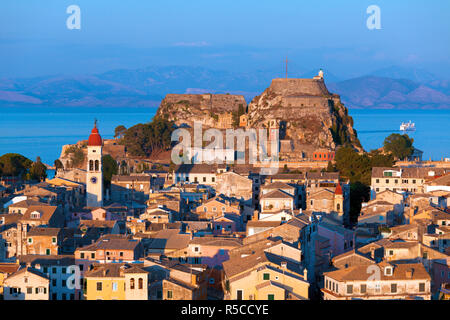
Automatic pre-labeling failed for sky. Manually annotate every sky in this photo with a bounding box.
[0,0,449,79]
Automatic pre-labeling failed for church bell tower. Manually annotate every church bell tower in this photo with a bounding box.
[86,121,103,207]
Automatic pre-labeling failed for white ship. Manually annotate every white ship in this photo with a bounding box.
[400,121,416,132]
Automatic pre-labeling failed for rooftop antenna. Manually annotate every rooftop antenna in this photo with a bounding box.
[94,118,98,128]
[285,56,289,79]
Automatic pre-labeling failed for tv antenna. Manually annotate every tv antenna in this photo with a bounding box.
[285,56,289,79]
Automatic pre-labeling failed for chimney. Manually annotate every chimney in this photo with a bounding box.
[405,268,414,279]
[253,210,259,221]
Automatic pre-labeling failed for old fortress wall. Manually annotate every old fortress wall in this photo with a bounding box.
[162,93,246,113]
[270,78,330,97]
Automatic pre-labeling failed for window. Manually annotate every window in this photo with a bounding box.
[203,177,206,182]
[347,284,353,294]
[112,282,118,292]
[91,253,95,259]
[237,290,243,300]
[52,267,57,274]
[139,278,143,289]
[43,267,48,273]
[167,290,173,299]
[130,278,135,289]
[391,283,397,293]
[360,284,367,294]
[46,249,51,255]
[376,179,380,183]
[268,294,274,300]
[97,282,102,291]
[27,287,33,294]
[419,283,425,292]
[212,177,215,182]
[52,279,56,286]
[52,237,57,244]
[80,253,85,259]
[62,267,66,274]
[263,273,270,280]
[385,267,393,276]
[28,238,33,244]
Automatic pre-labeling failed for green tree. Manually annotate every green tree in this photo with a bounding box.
[114,125,127,139]
[54,159,64,171]
[30,156,47,181]
[102,155,118,188]
[0,153,33,177]
[334,147,393,224]
[326,161,336,172]
[122,117,174,157]
[383,133,414,160]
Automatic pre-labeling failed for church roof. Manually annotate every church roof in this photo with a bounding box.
[88,123,102,147]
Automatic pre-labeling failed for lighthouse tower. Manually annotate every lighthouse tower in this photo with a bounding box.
[86,121,103,208]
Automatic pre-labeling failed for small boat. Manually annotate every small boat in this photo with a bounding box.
[400,121,415,132]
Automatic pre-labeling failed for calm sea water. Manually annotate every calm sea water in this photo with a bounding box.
[0,107,157,165]
[349,109,450,161]
[0,107,449,165]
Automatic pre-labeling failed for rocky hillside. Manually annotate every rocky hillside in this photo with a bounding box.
[247,78,362,153]
[155,93,247,128]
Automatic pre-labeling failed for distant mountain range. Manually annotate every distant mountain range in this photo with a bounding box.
[0,65,449,109]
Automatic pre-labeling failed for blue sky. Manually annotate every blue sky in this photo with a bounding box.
[1,0,449,78]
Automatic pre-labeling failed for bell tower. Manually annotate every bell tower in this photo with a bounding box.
[86,120,103,207]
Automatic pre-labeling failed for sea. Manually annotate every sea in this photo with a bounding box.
[0,107,449,170]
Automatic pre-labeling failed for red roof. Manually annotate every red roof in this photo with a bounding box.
[335,183,343,195]
[88,124,102,146]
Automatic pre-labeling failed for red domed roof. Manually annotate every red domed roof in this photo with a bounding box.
[88,124,102,146]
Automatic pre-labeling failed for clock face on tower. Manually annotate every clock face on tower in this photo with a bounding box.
[90,177,97,184]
